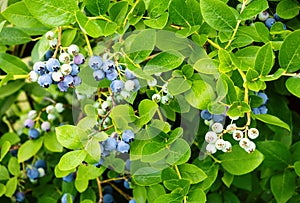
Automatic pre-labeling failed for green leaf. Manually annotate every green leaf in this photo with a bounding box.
[276,0,300,19]
[61,29,77,47]
[147,184,166,203]
[8,157,20,176]
[76,164,105,180]
[110,104,136,132]
[44,132,63,152]
[18,138,43,163]
[260,68,285,82]
[168,77,191,95]
[0,20,6,33]
[166,138,191,165]
[227,101,251,117]
[133,186,148,203]
[0,183,6,197]
[132,167,162,186]
[54,165,76,178]
[222,171,234,188]
[141,142,168,163]
[238,23,269,43]
[0,132,20,146]
[270,170,296,203]
[2,2,46,28]
[194,159,219,190]
[257,141,292,170]
[294,161,300,176]
[254,114,290,131]
[239,0,268,20]
[220,74,237,104]
[144,51,184,75]
[138,99,158,126]
[279,30,300,72]
[194,58,219,74]
[58,150,87,171]
[187,189,206,203]
[75,11,102,38]
[31,34,49,63]
[254,43,274,76]
[154,192,184,203]
[233,46,260,71]
[5,177,17,198]
[24,0,79,27]
[85,0,109,15]
[56,125,88,150]
[185,79,215,110]
[286,77,300,98]
[164,179,190,195]
[0,141,10,161]
[108,1,128,26]
[0,27,31,45]
[218,49,234,73]
[218,145,264,175]
[144,12,169,29]
[200,0,237,32]
[84,138,101,162]
[148,0,169,18]
[178,163,207,184]
[0,53,29,74]
[0,165,9,180]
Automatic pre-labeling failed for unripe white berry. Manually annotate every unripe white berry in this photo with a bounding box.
[229,116,239,120]
[162,83,168,93]
[46,105,55,114]
[47,113,56,121]
[211,122,223,134]
[98,109,106,116]
[152,94,161,103]
[239,138,251,149]
[60,64,72,75]
[121,90,131,99]
[55,103,64,113]
[28,110,37,119]
[67,44,80,56]
[59,53,71,64]
[222,141,232,152]
[244,141,256,153]
[38,168,46,177]
[206,143,217,154]
[124,80,135,92]
[226,124,237,134]
[205,131,218,143]
[101,101,112,111]
[248,128,259,139]
[29,71,39,82]
[49,38,57,48]
[147,78,157,87]
[232,130,243,141]
[258,11,269,21]
[52,71,64,82]
[215,139,226,150]
[161,96,170,105]
[204,119,213,126]
[45,31,55,40]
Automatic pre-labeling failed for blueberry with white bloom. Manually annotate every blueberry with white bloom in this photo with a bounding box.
[88,56,103,70]
[106,69,118,81]
[259,105,268,114]
[124,180,130,189]
[239,137,251,149]
[103,194,114,203]
[252,107,260,115]
[93,69,105,81]
[258,11,269,21]
[117,141,130,153]
[110,80,124,93]
[122,130,135,143]
[63,75,74,87]
[38,74,53,88]
[49,38,57,49]
[47,113,56,121]
[26,166,40,180]
[125,68,136,79]
[29,128,40,139]
[28,110,37,119]
[104,137,117,151]
[55,103,64,113]
[244,141,256,153]
[61,193,74,203]
[132,79,140,91]
[258,92,268,105]
[222,141,232,152]
[226,123,237,133]
[70,64,80,76]
[73,53,85,65]
[215,139,226,150]
[34,160,46,170]
[33,61,46,75]
[46,105,55,114]
[73,76,82,86]
[129,200,136,203]
[121,90,131,99]
[58,81,68,92]
[212,114,225,123]
[200,110,212,120]
[124,80,135,92]
[67,44,80,56]
[265,18,276,28]
[147,78,157,87]
[44,50,54,60]
[103,60,116,73]
[206,143,217,154]
[161,95,170,105]
[46,58,60,72]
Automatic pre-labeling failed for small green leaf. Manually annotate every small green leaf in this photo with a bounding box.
[254,114,290,131]
[227,101,251,117]
[56,125,88,150]
[166,138,191,166]
[276,0,300,19]
[132,167,162,186]
[239,0,268,20]
[200,0,237,32]
[61,29,77,47]
[138,99,158,126]
[194,58,219,74]
[5,177,17,198]
[271,170,296,203]
[144,12,169,29]
[168,77,192,95]
[0,27,31,45]
[0,141,10,161]
[85,138,101,162]
[44,132,63,152]
[148,0,170,18]
[218,145,264,175]
[154,192,184,203]
[294,161,300,176]
[133,186,148,203]
[108,1,128,26]
[164,179,190,195]
[0,165,9,180]
[85,0,109,15]
[58,150,87,171]
[76,11,102,38]
[110,104,136,132]
[147,184,166,203]
[0,132,20,146]
[178,163,207,184]
[8,157,20,176]
[0,183,6,197]
[254,43,274,76]
[286,77,300,98]
[141,142,168,163]
[187,189,206,203]
[18,138,43,163]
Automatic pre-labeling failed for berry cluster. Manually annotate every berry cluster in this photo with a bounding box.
[201,110,260,154]
[151,82,174,105]
[24,103,64,139]
[26,159,47,183]
[252,92,268,115]
[29,40,85,92]
[258,11,286,29]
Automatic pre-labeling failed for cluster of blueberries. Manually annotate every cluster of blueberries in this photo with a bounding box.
[23,103,64,139]
[88,56,140,101]
[252,92,268,115]
[151,82,174,105]
[29,41,85,92]
[258,11,286,29]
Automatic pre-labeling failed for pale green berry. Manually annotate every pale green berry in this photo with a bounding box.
[204,119,213,126]
[147,78,157,87]
[226,124,237,134]
[248,128,259,139]
[162,83,168,93]
[161,96,170,105]
[45,31,54,40]
[38,168,45,177]
[152,94,161,103]
[55,103,64,113]
[206,143,217,154]
[211,122,223,134]
[239,138,251,149]
[46,105,55,114]
[29,71,39,82]
[121,90,131,99]
[101,101,112,111]
[124,80,135,92]
[215,139,226,150]
[49,38,57,48]
[222,141,232,152]
[47,113,56,121]
[233,130,243,141]
[205,131,218,143]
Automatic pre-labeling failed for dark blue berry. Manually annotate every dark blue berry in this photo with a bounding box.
[265,18,276,28]
[63,172,75,182]
[200,110,212,120]
[122,130,135,143]
[104,137,117,151]
[28,128,40,139]
[38,74,53,88]
[103,60,116,73]
[26,166,40,180]
[15,191,25,202]
[34,160,46,170]
[103,185,113,194]
[33,61,46,75]
[103,194,114,203]
[93,70,105,81]
[44,50,54,60]
[106,69,118,81]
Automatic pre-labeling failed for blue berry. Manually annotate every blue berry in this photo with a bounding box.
[125,159,131,171]
[274,13,283,21]
[33,61,46,75]
[34,160,46,170]
[63,75,74,87]
[38,74,53,88]
[58,81,68,92]
[24,119,34,128]
[70,64,80,76]
[44,50,54,60]
[265,18,276,28]
[73,76,82,86]
[93,69,105,81]
[61,193,74,203]
[110,80,124,93]
[15,191,25,202]
[103,185,113,194]
[29,128,40,139]
[125,68,136,79]
[122,130,135,143]
[258,92,268,105]
[88,56,103,70]
[73,53,85,65]
[117,141,130,153]
[104,137,117,151]
[123,180,130,189]
[94,159,103,168]
[259,105,268,114]
[103,60,116,73]
[200,110,212,120]
[46,58,60,72]
[129,200,136,203]
[26,166,39,180]
[106,69,118,81]
[252,108,260,115]
[212,114,225,123]
[103,194,114,203]
[132,79,140,92]
[63,172,75,182]
[10,149,18,157]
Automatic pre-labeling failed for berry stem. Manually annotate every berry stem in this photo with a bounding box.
[52,26,62,59]
[123,0,141,28]
[237,69,251,126]
[207,39,222,50]
[96,177,103,203]
[174,165,187,203]
[100,176,126,184]
[0,74,28,80]
[108,182,132,200]
[83,32,93,57]
[207,153,222,163]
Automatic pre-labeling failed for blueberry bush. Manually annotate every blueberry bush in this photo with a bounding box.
[1,0,300,202]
